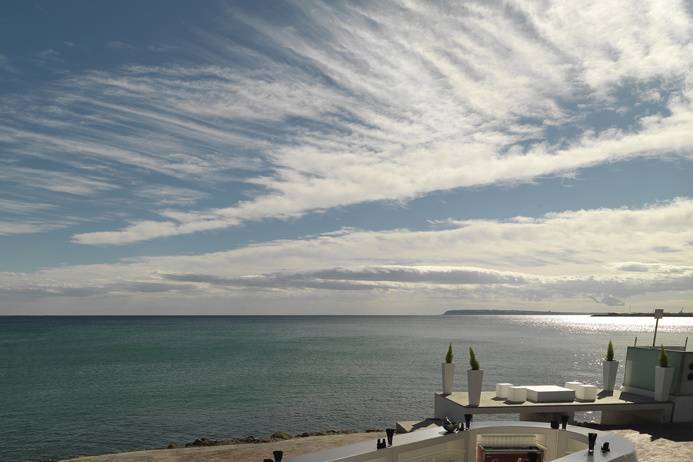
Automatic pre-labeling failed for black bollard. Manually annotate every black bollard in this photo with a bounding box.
[464,414,473,430]
[560,415,569,430]
[386,428,395,446]
[588,432,597,455]
[601,442,610,453]
[442,417,459,433]
[550,420,559,430]
[273,450,283,462]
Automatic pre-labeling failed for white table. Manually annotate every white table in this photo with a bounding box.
[524,385,575,403]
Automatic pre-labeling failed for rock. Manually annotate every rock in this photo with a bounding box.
[185,437,220,447]
[271,431,292,440]
[237,435,271,444]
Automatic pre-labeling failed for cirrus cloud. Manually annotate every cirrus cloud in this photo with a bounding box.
[1,1,692,244]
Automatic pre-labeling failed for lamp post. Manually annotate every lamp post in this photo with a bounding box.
[652,308,664,347]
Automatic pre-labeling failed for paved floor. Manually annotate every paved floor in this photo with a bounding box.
[593,422,693,462]
[62,424,693,462]
[63,433,384,462]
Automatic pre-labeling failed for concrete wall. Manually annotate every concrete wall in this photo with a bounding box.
[672,395,693,422]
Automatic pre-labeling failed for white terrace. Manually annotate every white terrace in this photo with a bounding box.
[285,421,636,462]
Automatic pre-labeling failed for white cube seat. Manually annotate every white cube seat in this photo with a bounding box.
[507,386,527,403]
[525,385,575,403]
[495,383,513,399]
[564,381,582,392]
[576,384,598,401]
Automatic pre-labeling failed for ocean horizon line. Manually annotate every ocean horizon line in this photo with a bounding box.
[0,312,597,317]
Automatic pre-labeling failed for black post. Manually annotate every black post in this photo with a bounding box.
[386,428,395,446]
[273,450,283,462]
[442,416,456,433]
[588,433,597,455]
[550,420,559,430]
[464,414,473,430]
[560,414,569,430]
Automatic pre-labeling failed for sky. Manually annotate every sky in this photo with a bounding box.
[1,0,693,315]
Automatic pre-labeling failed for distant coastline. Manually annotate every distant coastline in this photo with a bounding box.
[442,309,587,315]
[591,312,693,317]
[442,309,692,317]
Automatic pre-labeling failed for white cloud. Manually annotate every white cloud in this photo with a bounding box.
[133,185,209,206]
[515,0,693,92]
[0,165,117,196]
[0,54,19,74]
[0,221,69,236]
[107,41,133,50]
[0,199,54,214]
[34,49,62,64]
[0,199,72,236]
[3,198,693,312]
[52,0,691,245]
[0,0,691,256]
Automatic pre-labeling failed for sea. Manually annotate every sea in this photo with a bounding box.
[2,315,692,461]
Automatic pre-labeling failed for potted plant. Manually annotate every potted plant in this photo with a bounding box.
[467,347,483,406]
[602,340,618,392]
[442,343,455,394]
[654,345,674,401]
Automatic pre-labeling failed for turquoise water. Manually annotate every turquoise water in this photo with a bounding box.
[2,315,692,461]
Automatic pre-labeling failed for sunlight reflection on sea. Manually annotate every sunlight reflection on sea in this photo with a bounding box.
[506,314,693,333]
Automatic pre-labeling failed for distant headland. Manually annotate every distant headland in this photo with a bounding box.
[442,309,692,317]
[442,309,586,315]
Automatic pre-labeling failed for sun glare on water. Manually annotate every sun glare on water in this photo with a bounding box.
[508,314,693,334]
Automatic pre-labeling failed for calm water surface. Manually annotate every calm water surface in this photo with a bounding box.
[2,315,692,461]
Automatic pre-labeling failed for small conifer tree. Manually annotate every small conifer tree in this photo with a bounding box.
[606,340,614,361]
[659,345,668,368]
[445,343,453,363]
[469,347,480,370]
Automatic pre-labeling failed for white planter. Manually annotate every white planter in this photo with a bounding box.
[602,360,619,391]
[467,369,484,406]
[442,363,455,394]
[654,366,674,401]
